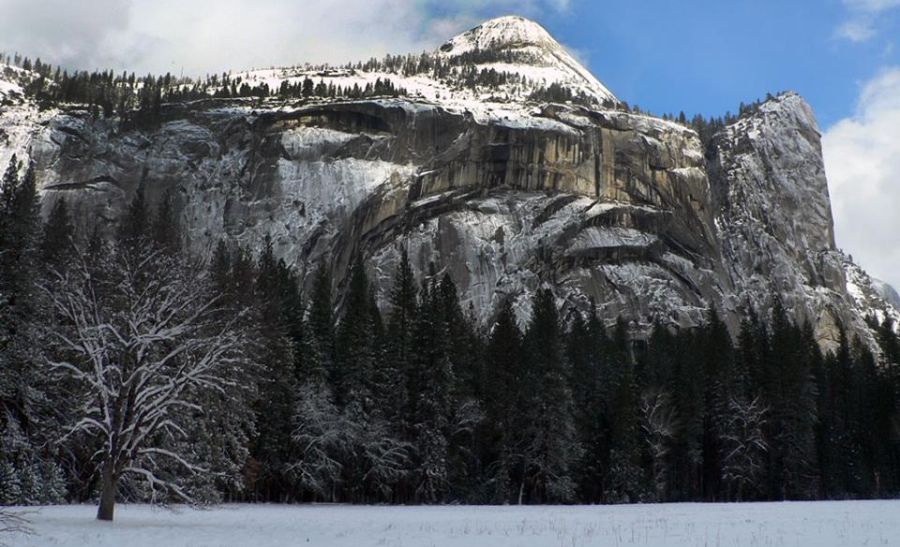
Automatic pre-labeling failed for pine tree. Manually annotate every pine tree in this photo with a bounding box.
[640,389,676,501]
[818,325,855,497]
[764,299,819,500]
[151,189,181,255]
[385,248,417,428]
[209,240,231,297]
[0,158,40,320]
[333,256,409,501]
[676,332,708,499]
[117,182,149,248]
[308,262,335,384]
[437,275,483,402]
[406,268,452,502]
[40,197,74,269]
[433,274,484,501]
[335,256,377,408]
[872,319,900,494]
[604,318,644,503]
[877,317,900,366]
[851,337,881,496]
[483,297,523,503]
[0,158,48,504]
[515,288,581,503]
[18,463,39,505]
[37,460,66,504]
[0,412,65,505]
[251,234,302,502]
[230,246,257,308]
[701,308,733,500]
[0,460,21,506]
[570,302,610,503]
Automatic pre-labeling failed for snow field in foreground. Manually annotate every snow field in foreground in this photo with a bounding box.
[6,500,899,547]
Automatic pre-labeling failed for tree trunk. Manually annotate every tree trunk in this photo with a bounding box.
[97,464,118,521]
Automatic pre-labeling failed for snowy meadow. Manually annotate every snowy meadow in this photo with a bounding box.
[6,500,900,547]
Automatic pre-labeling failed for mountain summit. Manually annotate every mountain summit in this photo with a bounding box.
[438,16,617,105]
[440,15,561,53]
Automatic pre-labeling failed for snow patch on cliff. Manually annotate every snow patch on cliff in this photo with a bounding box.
[277,157,410,218]
[567,227,658,253]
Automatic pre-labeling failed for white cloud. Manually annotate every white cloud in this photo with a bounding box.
[837,0,900,42]
[822,67,900,290]
[844,0,900,11]
[0,0,568,76]
[836,19,877,42]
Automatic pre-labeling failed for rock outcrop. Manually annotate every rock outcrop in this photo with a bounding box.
[710,94,858,346]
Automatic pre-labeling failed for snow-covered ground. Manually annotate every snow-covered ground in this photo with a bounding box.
[5,501,900,546]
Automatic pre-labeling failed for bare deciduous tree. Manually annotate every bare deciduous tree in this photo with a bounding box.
[721,395,768,501]
[640,389,677,501]
[291,382,413,503]
[44,245,252,521]
[290,381,351,500]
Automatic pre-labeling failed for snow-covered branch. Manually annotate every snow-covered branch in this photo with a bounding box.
[721,395,768,501]
[640,389,677,500]
[42,243,254,519]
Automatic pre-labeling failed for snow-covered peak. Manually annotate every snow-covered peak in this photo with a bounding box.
[437,16,617,105]
[439,16,558,54]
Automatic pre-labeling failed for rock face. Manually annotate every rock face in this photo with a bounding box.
[0,17,895,347]
[709,94,863,346]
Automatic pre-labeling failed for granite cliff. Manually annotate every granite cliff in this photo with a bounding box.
[0,16,895,348]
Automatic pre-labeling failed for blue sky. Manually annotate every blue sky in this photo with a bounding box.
[1,0,899,287]
[512,0,900,126]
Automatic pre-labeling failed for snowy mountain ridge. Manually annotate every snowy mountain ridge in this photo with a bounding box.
[231,16,618,128]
